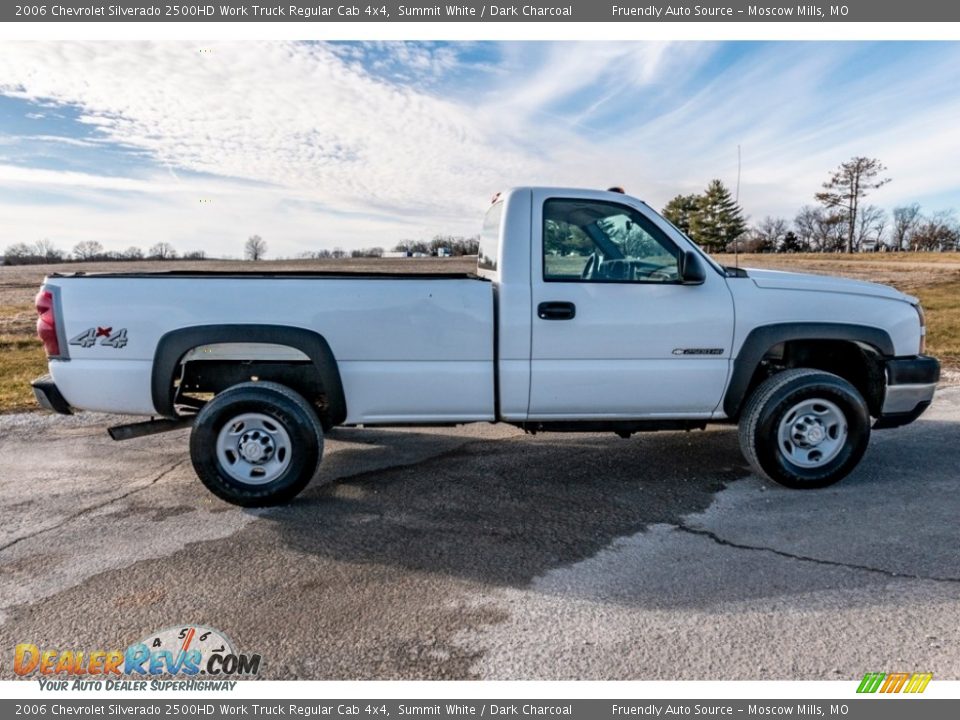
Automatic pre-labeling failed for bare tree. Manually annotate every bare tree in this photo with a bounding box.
[912,211,960,252]
[454,235,481,256]
[854,205,887,252]
[72,240,104,261]
[753,216,790,252]
[794,206,821,251]
[892,204,922,251]
[794,206,845,252]
[3,242,33,264]
[34,238,64,262]
[245,235,267,261]
[123,246,144,260]
[815,157,891,254]
[148,242,178,260]
[331,247,346,259]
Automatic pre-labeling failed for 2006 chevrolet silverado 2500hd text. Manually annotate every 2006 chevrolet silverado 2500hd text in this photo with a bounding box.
[31,187,940,506]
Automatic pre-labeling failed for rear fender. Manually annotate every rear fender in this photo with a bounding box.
[151,324,346,425]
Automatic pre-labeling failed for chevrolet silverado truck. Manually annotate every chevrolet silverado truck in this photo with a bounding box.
[31,187,940,506]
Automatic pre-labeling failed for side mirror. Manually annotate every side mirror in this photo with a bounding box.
[679,250,706,285]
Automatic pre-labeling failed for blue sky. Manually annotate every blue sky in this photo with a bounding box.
[0,41,958,257]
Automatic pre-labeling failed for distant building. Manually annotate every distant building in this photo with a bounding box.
[384,251,411,258]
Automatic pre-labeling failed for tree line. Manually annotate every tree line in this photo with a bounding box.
[294,236,479,259]
[1,239,202,266]
[5,158,958,265]
[663,156,960,254]
[3,233,481,266]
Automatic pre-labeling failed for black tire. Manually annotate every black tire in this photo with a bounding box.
[189,381,323,506]
[738,369,871,489]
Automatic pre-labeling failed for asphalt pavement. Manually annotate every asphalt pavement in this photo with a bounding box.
[1,387,958,680]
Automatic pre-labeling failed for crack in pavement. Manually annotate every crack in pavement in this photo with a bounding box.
[0,459,189,555]
[674,523,960,584]
[321,438,491,486]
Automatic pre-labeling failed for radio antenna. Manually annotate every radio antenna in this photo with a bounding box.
[734,144,742,268]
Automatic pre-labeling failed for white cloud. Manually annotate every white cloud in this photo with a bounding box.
[0,42,544,230]
[0,41,958,255]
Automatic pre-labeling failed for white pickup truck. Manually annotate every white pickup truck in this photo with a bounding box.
[32,187,940,506]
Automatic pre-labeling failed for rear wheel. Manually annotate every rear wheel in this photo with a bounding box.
[738,369,870,489]
[189,381,323,506]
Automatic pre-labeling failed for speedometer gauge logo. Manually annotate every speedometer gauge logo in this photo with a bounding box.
[138,625,236,667]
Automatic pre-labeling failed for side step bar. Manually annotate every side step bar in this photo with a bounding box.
[108,416,195,441]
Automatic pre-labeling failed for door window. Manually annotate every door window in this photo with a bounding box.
[543,198,680,283]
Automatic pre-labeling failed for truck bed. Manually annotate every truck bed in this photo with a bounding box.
[45,273,496,423]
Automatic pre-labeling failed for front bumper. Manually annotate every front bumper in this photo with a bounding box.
[874,355,940,429]
[31,374,72,415]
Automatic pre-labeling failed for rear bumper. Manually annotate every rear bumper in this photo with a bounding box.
[875,355,939,429]
[31,374,73,415]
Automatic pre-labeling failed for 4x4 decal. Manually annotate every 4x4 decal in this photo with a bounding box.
[69,327,128,349]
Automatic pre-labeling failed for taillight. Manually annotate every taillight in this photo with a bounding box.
[35,289,60,358]
[914,303,926,355]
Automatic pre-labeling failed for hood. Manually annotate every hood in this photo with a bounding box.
[743,267,914,303]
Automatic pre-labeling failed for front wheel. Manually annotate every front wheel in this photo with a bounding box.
[189,381,324,506]
[738,369,871,489]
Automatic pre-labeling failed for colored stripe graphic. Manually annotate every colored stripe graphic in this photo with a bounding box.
[857,672,885,693]
[857,672,932,694]
[904,673,933,693]
[881,672,910,693]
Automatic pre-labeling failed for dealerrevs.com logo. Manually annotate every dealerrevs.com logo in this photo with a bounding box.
[14,625,261,691]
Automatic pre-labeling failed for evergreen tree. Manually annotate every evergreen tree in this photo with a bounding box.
[688,179,747,252]
[780,231,805,253]
[662,194,701,236]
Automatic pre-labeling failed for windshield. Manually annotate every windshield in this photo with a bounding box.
[642,202,726,276]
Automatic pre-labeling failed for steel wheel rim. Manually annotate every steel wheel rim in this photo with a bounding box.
[777,398,848,469]
[216,412,292,485]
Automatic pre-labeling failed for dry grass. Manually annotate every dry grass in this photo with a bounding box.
[0,345,47,413]
[0,302,45,412]
[913,283,960,365]
[1,253,957,414]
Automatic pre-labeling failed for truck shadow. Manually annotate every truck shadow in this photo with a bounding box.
[263,426,747,586]
[259,417,960,606]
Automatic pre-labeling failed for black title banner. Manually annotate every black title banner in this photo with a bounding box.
[6,0,960,22]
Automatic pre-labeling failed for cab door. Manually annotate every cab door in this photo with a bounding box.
[528,190,734,419]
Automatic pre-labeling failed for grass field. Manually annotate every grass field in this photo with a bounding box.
[2,253,957,414]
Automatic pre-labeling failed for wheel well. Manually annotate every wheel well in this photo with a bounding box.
[723,323,894,420]
[177,357,332,428]
[151,325,347,428]
[745,339,886,418]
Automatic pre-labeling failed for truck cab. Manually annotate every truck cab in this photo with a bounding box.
[482,188,733,423]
